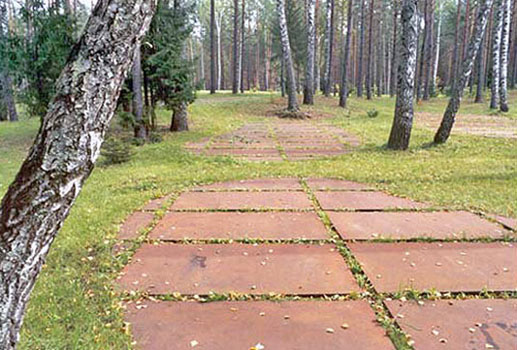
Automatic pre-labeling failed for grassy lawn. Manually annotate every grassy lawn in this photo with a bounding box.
[0,91,516,349]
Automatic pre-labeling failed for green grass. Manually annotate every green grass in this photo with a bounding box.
[0,91,515,349]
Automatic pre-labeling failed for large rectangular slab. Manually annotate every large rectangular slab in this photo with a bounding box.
[150,212,328,240]
[328,211,508,240]
[386,299,517,350]
[306,178,371,191]
[118,244,359,295]
[171,191,313,210]
[349,242,517,293]
[315,191,427,210]
[125,300,395,350]
[119,212,155,240]
[193,178,302,191]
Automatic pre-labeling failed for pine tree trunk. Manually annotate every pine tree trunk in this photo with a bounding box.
[423,0,435,100]
[434,0,493,144]
[461,0,471,62]
[490,0,503,109]
[216,12,223,90]
[323,0,335,97]
[0,0,155,348]
[416,0,427,102]
[170,101,189,132]
[240,0,245,93]
[366,0,375,100]
[450,0,462,90]
[339,0,353,107]
[132,42,147,140]
[276,0,299,112]
[387,0,419,150]
[390,0,399,97]
[304,0,316,105]
[232,0,240,94]
[499,0,510,112]
[210,0,216,93]
[357,0,365,97]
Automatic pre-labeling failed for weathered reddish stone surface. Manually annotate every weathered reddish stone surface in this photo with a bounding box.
[150,212,328,240]
[349,242,517,293]
[118,244,359,295]
[171,191,314,210]
[489,214,517,231]
[124,300,395,350]
[306,178,371,191]
[386,299,517,350]
[118,212,155,240]
[204,149,281,156]
[143,195,173,211]
[328,211,508,240]
[315,191,428,210]
[192,178,302,191]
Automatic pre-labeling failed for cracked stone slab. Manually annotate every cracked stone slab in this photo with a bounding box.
[117,244,359,295]
[118,212,155,240]
[349,242,517,293]
[192,178,302,191]
[328,211,509,240]
[171,191,314,210]
[315,191,428,210]
[306,178,372,191]
[150,212,328,240]
[124,300,395,350]
[386,299,517,350]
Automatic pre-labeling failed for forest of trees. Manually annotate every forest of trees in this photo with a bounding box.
[0,0,515,347]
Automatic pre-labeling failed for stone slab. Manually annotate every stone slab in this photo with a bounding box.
[490,215,517,231]
[315,191,428,210]
[124,300,395,350]
[349,242,517,293]
[118,244,359,295]
[192,178,302,191]
[328,211,509,240]
[306,178,371,191]
[143,195,173,211]
[204,149,280,157]
[119,212,155,240]
[150,212,328,240]
[386,299,517,350]
[171,191,314,210]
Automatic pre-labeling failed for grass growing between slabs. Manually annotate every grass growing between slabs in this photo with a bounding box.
[0,91,515,349]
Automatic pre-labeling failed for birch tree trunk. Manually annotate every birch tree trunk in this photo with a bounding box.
[132,42,147,140]
[490,0,503,109]
[210,0,216,93]
[390,0,399,97]
[366,0,375,100]
[323,0,334,97]
[499,0,510,112]
[475,18,487,103]
[387,0,418,150]
[304,0,316,105]
[339,0,353,108]
[434,0,494,144]
[0,0,155,348]
[276,0,299,112]
[432,0,443,96]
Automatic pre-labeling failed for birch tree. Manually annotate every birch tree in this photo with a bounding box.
[0,0,156,348]
[387,0,418,150]
[434,0,494,144]
[499,0,511,112]
[210,0,216,93]
[490,0,503,109]
[276,0,299,112]
[323,0,334,97]
[303,0,316,105]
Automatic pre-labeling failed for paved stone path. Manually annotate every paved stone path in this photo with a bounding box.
[417,112,517,139]
[117,178,516,350]
[185,121,360,161]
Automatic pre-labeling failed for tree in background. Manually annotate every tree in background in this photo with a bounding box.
[303,0,316,105]
[491,0,503,109]
[339,0,353,108]
[499,0,511,111]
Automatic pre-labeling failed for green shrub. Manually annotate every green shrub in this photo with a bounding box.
[101,137,133,165]
[366,109,379,118]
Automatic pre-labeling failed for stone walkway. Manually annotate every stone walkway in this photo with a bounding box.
[117,178,516,350]
[185,121,360,161]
